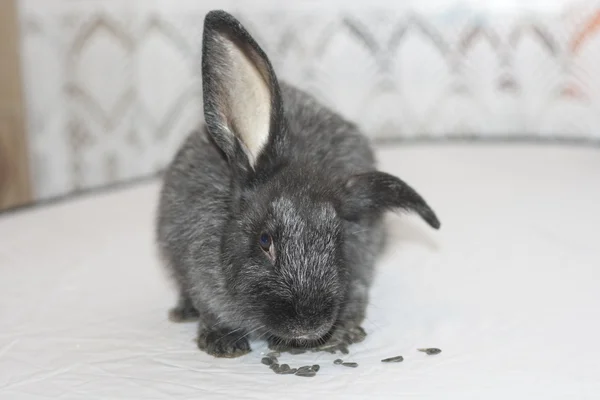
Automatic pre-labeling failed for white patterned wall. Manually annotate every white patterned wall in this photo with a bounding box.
[17,0,600,201]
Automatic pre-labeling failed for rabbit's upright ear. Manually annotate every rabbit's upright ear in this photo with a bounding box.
[201,10,284,177]
[339,171,441,229]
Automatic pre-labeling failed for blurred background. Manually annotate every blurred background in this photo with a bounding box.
[1,0,599,211]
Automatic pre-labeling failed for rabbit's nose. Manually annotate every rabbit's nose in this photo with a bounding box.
[293,321,332,340]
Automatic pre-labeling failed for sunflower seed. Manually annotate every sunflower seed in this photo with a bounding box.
[267,352,281,358]
[342,362,358,368]
[312,365,320,372]
[418,348,442,355]
[297,366,312,373]
[381,355,404,363]
[295,369,317,377]
[289,348,307,355]
[339,345,349,355]
[269,363,280,371]
[279,364,290,372]
[281,368,297,375]
[334,359,343,365]
[261,357,275,366]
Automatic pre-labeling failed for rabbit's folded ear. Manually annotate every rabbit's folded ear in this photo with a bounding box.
[339,171,441,229]
[201,10,284,176]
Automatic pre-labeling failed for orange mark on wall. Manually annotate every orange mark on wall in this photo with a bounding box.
[560,83,585,100]
[571,10,600,54]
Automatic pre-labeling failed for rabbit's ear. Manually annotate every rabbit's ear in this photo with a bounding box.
[339,171,441,229]
[201,10,284,176]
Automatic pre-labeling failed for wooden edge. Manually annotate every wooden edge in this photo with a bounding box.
[0,0,33,210]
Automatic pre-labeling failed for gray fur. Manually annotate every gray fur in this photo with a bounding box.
[155,10,440,358]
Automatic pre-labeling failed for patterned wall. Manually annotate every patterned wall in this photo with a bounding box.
[17,0,600,201]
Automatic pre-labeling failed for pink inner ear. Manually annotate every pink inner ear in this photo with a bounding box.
[217,35,272,168]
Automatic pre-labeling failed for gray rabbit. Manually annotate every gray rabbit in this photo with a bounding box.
[155,10,440,358]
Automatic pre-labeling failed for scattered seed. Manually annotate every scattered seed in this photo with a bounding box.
[289,348,307,355]
[279,364,290,372]
[267,352,281,358]
[381,355,404,363]
[312,364,320,372]
[297,366,312,373]
[334,359,343,365]
[281,368,297,375]
[295,369,317,377]
[342,362,358,368]
[418,348,442,355]
[269,363,280,371]
[339,346,349,355]
[261,357,274,366]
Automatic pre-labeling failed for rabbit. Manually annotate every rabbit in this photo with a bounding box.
[155,10,440,358]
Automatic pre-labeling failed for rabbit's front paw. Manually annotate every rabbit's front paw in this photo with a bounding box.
[197,328,251,358]
[168,296,199,322]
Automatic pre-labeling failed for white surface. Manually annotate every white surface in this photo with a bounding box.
[1,144,600,399]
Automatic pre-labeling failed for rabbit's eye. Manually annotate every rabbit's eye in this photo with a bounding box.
[259,233,272,251]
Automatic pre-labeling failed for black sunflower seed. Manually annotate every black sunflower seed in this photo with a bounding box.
[295,369,316,377]
[289,348,307,355]
[261,357,274,366]
[279,364,290,372]
[281,368,297,375]
[418,348,442,355]
[381,355,404,363]
[342,362,358,368]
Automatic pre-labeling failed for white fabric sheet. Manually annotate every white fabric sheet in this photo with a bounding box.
[1,144,599,399]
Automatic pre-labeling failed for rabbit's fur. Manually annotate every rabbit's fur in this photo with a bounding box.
[156,10,440,358]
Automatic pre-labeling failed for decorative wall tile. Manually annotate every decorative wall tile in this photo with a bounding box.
[17,0,600,202]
